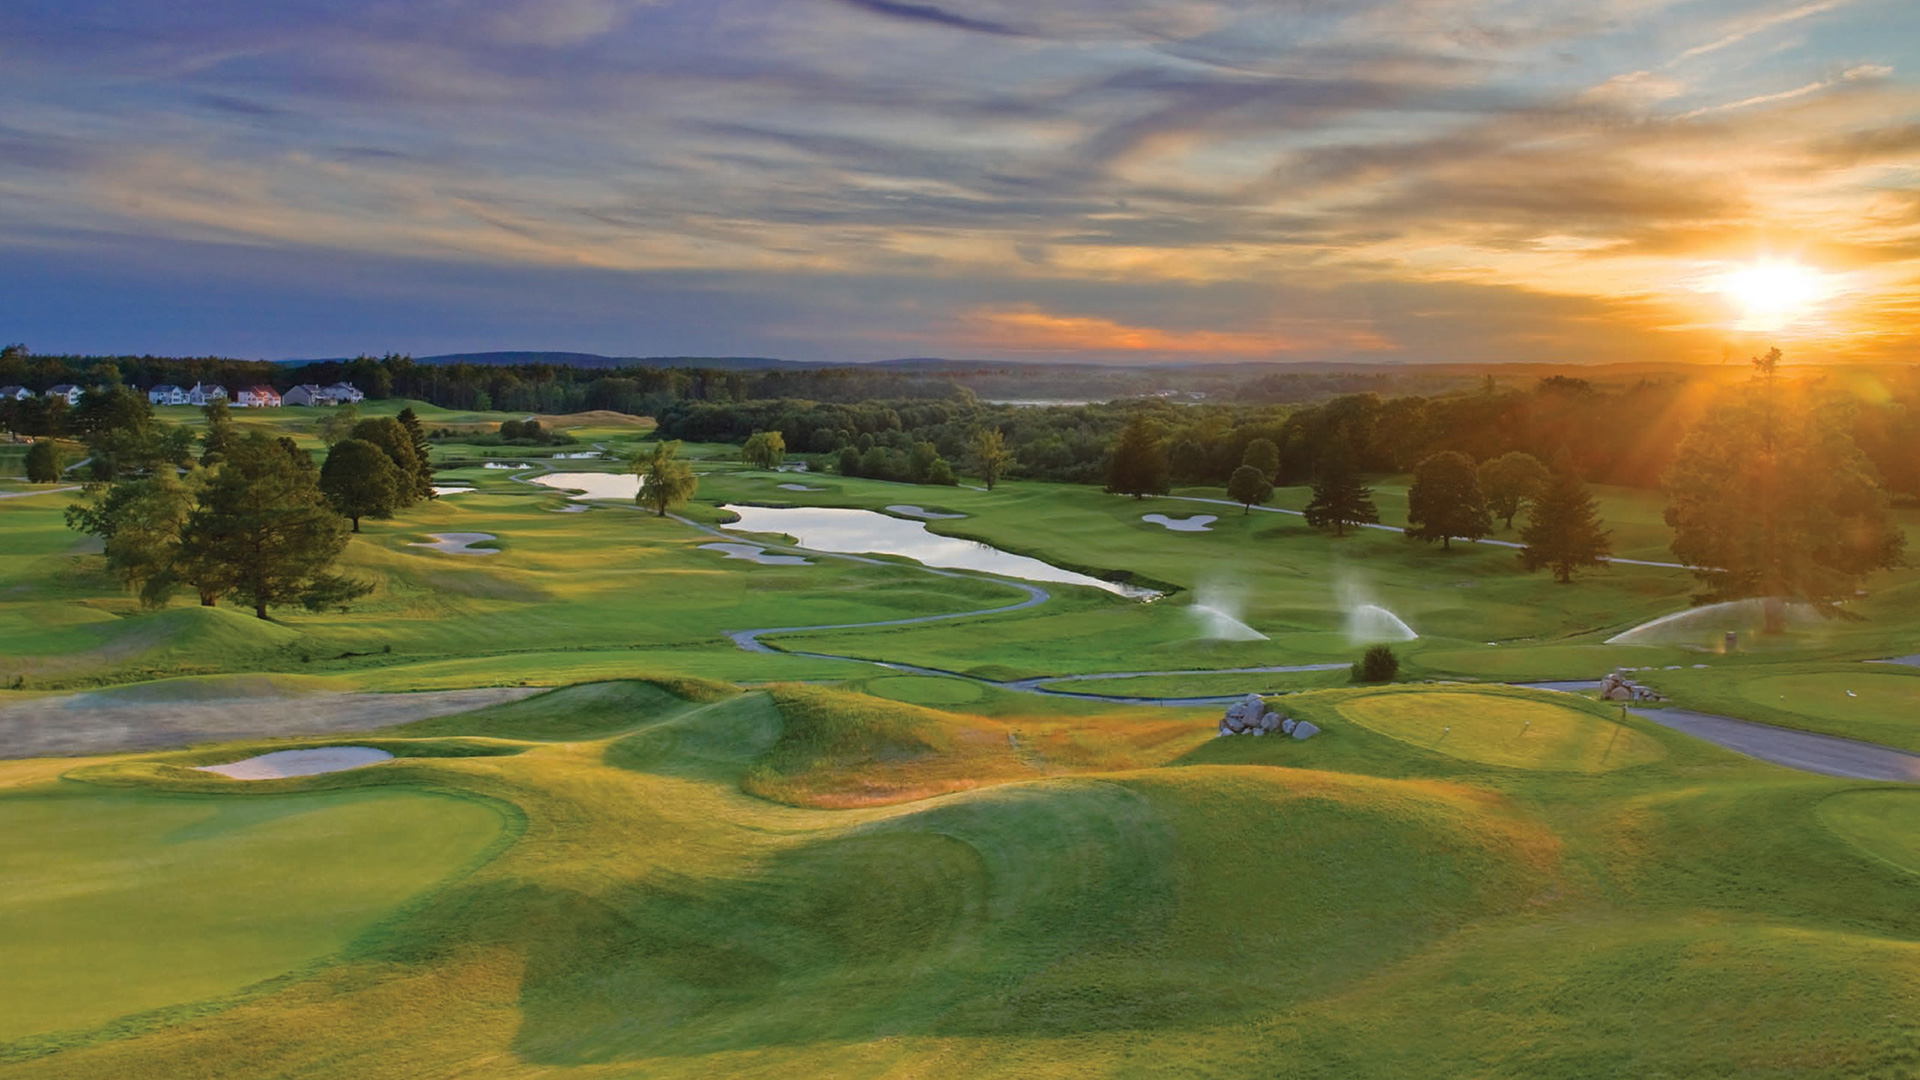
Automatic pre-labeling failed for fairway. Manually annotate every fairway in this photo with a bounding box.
[1335,689,1666,772]
[1744,671,1920,744]
[0,788,505,1041]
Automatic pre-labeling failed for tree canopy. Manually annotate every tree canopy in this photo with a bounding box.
[635,440,698,517]
[349,417,425,507]
[968,427,1014,491]
[1519,462,1612,583]
[179,433,367,619]
[1226,465,1272,514]
[64,470,198,607]
[1302,446,1379,537]
[1406,451,1491,549]
[1477,450,1549,530]
[742,430,787,470]
[1105,413,1169,499]
[320,439,402,532]
[25,439,61,483]
[1241,438,1280,483]
[1664,372,1905,629]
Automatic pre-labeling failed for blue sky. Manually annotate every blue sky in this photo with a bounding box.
[0,0,1914,363]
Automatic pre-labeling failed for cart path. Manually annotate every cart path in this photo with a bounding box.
[1634,707,1920,782]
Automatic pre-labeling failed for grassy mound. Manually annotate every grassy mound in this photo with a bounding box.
[744,685,1026,807]
[394,678,734,740]
[1819,790,1920,876]
[1336,687,1666,772]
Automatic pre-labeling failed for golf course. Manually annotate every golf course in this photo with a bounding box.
[5,399,1920,1078]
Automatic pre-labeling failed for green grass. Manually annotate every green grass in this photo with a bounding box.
[1646,663,1920,752]
[1335,687,1667,772]
[0,787,504,1043]
[8,680,1920,1076]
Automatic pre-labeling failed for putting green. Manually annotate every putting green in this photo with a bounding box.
[1818,790,1920,877]
[1336,690,1665,772]
[0,788,506,1041]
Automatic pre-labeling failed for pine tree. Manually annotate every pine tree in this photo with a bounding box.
[1303,448,1379,537]
[179,433,366,619]
[1405,451,1490,549]
[395,407,436,500]
[1104,413,1169,499]
[1226,465,1272,514]
[1519,464,1612,583]
[320,439,402,532]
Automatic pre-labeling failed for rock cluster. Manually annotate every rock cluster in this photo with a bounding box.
[1217,694,1317,739]
[1599,670,1663,702]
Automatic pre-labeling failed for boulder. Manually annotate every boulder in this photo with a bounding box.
[1219,720,1233,737]
[1282,718,1296,735]
[1290,720,1320,740]
[1259,711,1282,733]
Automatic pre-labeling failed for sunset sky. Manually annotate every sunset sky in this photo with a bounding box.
[1,0,1914,364]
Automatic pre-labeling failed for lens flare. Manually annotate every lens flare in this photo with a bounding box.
[1713,260,1835,332]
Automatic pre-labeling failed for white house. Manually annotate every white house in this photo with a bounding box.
[45,384,82,406]
[236,385,281,408]
[186,383,229,406]
[148,384,188,406]
[326,382,366,404]
[0,386,31,402]
[282,384,327,406]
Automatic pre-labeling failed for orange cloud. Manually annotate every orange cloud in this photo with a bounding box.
[961,306,1291,357]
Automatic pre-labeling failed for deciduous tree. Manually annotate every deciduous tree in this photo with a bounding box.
[320,439,402,532]
[1226,464,1272,514]
[1477,450,1549,530]
[741,430,786,470]
[1406,450,1490,549]
[64,470,198,607]
[1241,438,1280,483]
[968,427,1014,491]
[635,440,697,517]
[1664,365,1904,631]
[349,417,424,507]
[24,439,60,483]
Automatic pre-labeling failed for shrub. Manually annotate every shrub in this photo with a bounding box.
[1351,644,1400,683]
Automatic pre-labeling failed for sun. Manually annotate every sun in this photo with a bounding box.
[1712,259,1835,332]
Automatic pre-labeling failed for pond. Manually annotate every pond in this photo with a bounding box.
[529,472,640,501]
[720,504,1157,599]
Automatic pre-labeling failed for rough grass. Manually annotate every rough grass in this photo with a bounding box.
[7,683,1920,1077]
[1336,687,1668,773]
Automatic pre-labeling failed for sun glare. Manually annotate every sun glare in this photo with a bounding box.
[1713,260,1835,332]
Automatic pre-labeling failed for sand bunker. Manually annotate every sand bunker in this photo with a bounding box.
[432,485,475,496]
[700,542,811,566]
[887,504,966,520]
[482,462,533,470]
[410,533,499,555]
[196,746,394,780]
[1143,513,1216,532]
[547,504,590,514]
[778,483,823,492]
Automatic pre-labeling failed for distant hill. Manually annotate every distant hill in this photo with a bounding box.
[417,352,826,371]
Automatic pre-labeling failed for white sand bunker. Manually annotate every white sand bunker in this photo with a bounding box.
[1143,513,1216,532]
[548,504,590,514]
[197,746,394,780]
[410,532,500,555]
[432,485,475,496]
[700,542,811,566]
[888,504,966,520]
[778,483,823,492]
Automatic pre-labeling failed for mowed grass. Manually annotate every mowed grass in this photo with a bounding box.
[0,787,505,1043]
[1336,687,1666,772]
[8,680,1920,1077]
[1647,664,1920,752]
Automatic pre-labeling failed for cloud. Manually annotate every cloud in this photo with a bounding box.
[829,0,1021,36]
